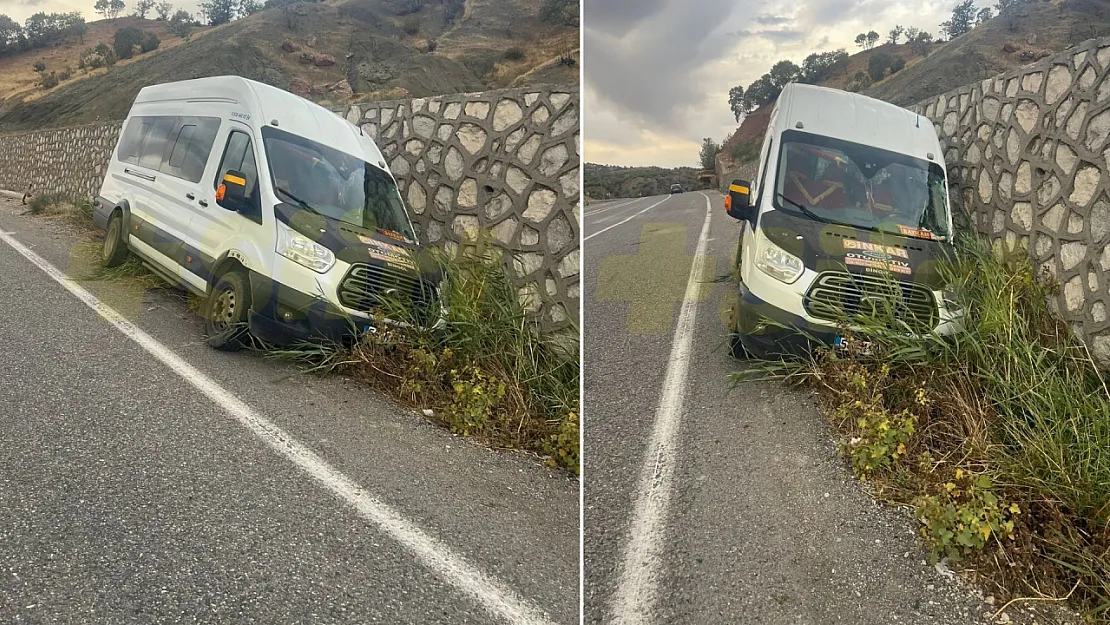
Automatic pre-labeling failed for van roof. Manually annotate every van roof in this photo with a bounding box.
[132,75,385,167]
[776,83,941,163]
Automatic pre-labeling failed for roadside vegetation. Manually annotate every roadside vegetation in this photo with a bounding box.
[736,234,1110,622]
[272,244,580,474]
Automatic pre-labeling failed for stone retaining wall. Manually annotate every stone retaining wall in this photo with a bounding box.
[0,121,123,201]
[0,85,580,335]
[339,87,580,333]
[910,36,1110,360]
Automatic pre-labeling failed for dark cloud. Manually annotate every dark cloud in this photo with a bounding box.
[584,0,745,133]
[584,0,953,166]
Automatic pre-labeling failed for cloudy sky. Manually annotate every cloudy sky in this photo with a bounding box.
[0,0,200,24]
[584,0,956,168]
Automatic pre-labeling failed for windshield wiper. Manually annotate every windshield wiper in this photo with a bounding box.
[776,191,895,235]
[276,186,324,217]
[775,192,835,225]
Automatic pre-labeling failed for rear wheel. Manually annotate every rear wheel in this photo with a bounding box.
[203,270,251,351]
[101,211,129,268]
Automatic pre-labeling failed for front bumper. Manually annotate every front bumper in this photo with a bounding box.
[733,282,837,359]
[247,274,365,346]
[733,281,965,360]
[246,273,448,347]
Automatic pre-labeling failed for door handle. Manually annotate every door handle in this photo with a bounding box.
[199,200,208,207]
[186,193,195,200]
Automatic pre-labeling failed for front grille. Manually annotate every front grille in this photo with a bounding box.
[338,263,438,325]
[803,271,938,333]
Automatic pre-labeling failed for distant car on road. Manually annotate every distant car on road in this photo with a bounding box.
[669,183,683,193]
[724,82,961,360]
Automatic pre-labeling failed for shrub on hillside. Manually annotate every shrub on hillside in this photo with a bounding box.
[113,26,145,59]
[890,56,906,73]
[503,47,525,61]
[140,30,160,52]
[402,14,421,35]
[40,71,58,89]
[32,60,45,72]
[868,52,895,82]
[168,10,193,39]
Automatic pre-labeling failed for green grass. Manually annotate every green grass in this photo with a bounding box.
[734,234,1110,621]
[269,244,580,473]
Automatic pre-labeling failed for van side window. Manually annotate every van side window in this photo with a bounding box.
[214,130,262,221]
[117,118,151,165]
[161,116,220,183]
[138,117,175,170]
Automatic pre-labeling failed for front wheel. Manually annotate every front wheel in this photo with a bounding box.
[101,211,129,268]
[729,333,748,359]
[203,270,251,351]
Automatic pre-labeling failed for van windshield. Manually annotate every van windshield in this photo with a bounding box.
[261,127,416,242]
[772,129,949,240]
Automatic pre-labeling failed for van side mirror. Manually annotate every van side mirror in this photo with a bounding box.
[725,179,754,222]
[216,170,247,211]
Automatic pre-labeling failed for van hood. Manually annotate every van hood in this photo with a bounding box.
[758,209,954,290]
[275,202,442,279]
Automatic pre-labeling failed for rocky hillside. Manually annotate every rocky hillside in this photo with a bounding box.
[0,0,578,131]
[584,163,704,199]
[720,0,1110,176]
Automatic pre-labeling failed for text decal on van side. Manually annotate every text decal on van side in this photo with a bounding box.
[231,112,251,121]
[842,239,910,259]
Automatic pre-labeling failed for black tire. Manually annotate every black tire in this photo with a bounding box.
[203,270,251,351]
[101,211,129,268]
[729,332,749,360]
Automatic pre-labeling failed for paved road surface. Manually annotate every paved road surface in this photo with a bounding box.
[583,192,995,625]
[0,196,578,625]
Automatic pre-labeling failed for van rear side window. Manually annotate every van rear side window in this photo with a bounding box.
[117,115,220,183]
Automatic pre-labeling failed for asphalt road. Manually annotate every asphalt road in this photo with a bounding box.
[582,191,997,625]
[0,196,578,625]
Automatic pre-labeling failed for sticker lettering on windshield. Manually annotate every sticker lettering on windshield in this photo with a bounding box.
[898,225,935,239]
[842,239,910,259]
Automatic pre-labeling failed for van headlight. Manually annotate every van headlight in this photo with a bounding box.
[754,228,804,284]
[276,222,335,273]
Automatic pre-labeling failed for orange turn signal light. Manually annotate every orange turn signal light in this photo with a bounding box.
[724,195,732,211]
[215,184,226,201]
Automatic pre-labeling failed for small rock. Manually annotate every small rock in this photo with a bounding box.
[306,34,317,48]
[281,39,298,53]
[315,54,336,67]
[288,78,312,98]
[1003,42,1019,54]
[298,51,316,64]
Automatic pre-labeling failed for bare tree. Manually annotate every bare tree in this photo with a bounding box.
[888,24,905,44]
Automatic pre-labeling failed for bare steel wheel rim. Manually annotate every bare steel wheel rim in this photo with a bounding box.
[212,287,236,332]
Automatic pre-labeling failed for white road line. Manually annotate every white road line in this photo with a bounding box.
[585,197,641,216]
[607,192,713,625]
[584,196,670,242]
[0,230,557,625]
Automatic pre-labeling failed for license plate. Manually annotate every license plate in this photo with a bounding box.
[834,335,873,356]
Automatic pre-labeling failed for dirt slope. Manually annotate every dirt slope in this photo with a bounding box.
[0,0,578,131]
